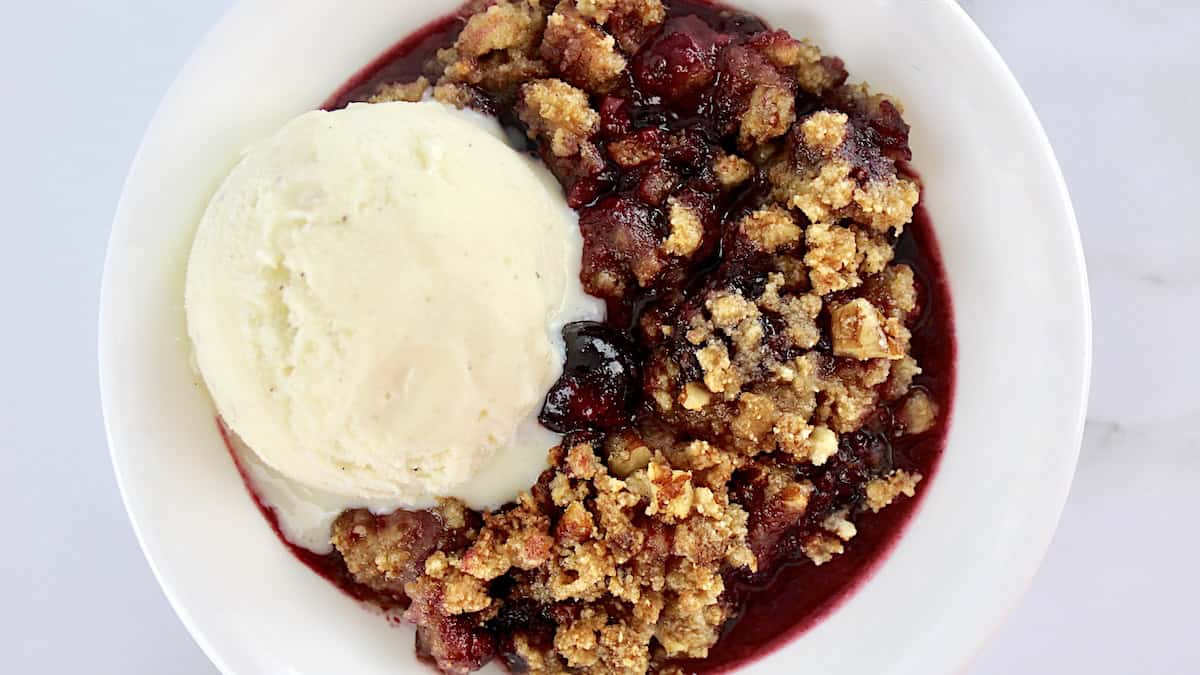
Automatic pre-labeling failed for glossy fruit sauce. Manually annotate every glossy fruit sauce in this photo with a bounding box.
[227,1,957,672]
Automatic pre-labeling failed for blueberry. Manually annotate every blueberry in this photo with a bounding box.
[539,322,639,432]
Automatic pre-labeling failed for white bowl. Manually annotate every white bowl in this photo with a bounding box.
[100,0,1090,673]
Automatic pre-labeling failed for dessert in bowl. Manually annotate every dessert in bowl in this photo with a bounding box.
[99,0,1089,673]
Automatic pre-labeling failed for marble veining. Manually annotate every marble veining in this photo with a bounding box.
[965,1,1200,673]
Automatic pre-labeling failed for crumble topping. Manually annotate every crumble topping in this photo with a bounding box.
[343,436,760,671]
[712,152,754,190]
[433,0,550,95]
[516,78,600,157]
[457,1,546,58]
[695,341,738,396]
[864,470,923,513]
[574,0,666,52]
[830,297,909,361]
[801,532,844,566]
[542,2,629,93]
[661,197,705,257]
[804,220,896,295]
[768,107,919,234]
[322,2,948,672]
[749,30,847,96]
[713,44,798,151]
[822,509,858,541]
[895,389,939,436]
[738,83,796,149]
[368,77,430,103]
[738,205,801,253]
[775,417,837,465]
[609,129,663,167]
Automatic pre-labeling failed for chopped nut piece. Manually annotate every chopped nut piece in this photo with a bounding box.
[680,440,724,471]
[779,481,814,513]
[566,441,601,479]
[557,501,596,543]
[830,298,908,360]
[882,354,922,401]
[606,431,653,477]
[775,415,838,465]
[643,459,694,522]
[680,381,713,410]
[731,392,779,447]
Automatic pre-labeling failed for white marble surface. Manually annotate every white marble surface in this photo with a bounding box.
[0,0,1195,672]
[959,2,1200,673]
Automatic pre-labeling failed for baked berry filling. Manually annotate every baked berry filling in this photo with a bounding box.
[231,2,958,672]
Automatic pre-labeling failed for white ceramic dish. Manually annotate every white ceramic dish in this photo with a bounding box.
[100,0,1090,673]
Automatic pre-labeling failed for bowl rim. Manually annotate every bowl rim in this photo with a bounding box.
[100,0,1091,673]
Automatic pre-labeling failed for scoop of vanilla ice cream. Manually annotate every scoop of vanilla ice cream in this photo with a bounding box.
[186,101,600,506]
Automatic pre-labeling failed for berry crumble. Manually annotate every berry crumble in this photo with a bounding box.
[232,1,957,672]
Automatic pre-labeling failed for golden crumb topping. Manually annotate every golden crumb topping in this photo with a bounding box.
[517,78,601,157]
[865,470,923,512]
[542,3,628,93]
[367,77,429,103]
[738,84,796,150]
[662,197,705,257]
[769,106,919,234]
[335,4,946,672]
[713,152,754,190]
[738,205,801,253]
